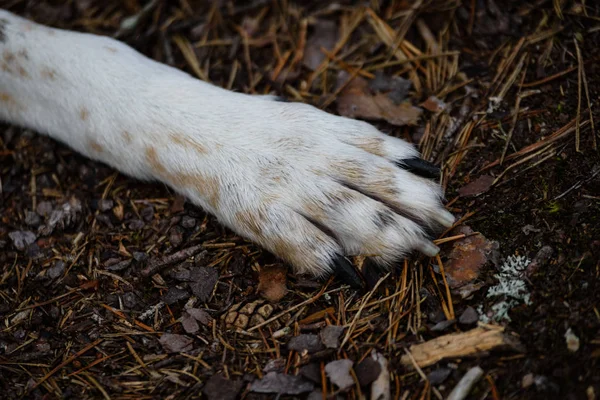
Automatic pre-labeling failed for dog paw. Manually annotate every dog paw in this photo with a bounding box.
[145,98,454,287]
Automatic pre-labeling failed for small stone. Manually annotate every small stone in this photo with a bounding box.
[140,206,154,222]
[97,199,114,212]
[431,319,456,332]
[564,328,580,352]
[181,216,196,228]
[459,307,479,325]
[522,373,534,388]
[24,211,41,227]
[354,357,381,387]
[428,367,452,385]
[9,230,37,251]
[47,261,65,279]
[128,220,145,230]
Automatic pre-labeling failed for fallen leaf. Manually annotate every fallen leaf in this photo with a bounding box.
[189,266,218,302]
[159,333,194,353]
[303,20,338,71]
[319,325,344,349]
[458,175,495,197]
[251,372,314,395]
[181,313,199,334]
[258,265,288,302]
[325,359,354,390]
[186,308,212,325]
[162,286,189,305]
[421,95,447,112]
[202,374,243,400]
[444,225,499,289]
[337,74,422,126]
[288,334,324,354]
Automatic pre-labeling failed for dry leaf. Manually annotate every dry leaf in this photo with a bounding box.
[258,265,288,302]
[458,175,494,197]
[337,75,421,126]
[444,225,499,289]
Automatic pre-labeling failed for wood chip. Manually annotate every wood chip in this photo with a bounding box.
[400,325,523,369]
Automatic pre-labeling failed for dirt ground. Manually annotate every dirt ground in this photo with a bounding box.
[1,1,599,399]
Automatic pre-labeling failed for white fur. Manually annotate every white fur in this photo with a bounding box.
[0,10,454,277]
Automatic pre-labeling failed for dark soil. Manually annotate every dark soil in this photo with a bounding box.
[1,1,599,399]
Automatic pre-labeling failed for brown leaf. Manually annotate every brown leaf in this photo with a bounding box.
[458,175,494,197]
[158,333,194,353]
[258,265,288,302]
[444,225,499,289]
[181,313,199,334]
[337,75,421,126]
[251,372,314,395]
[421,96,447,112]
[202,374,244,400]
[189,266,218,302]
[186,308,212,325]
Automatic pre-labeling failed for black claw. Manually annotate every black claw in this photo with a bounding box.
[396,157,441,180]
[330,255,364,289]
[361,258,385,289]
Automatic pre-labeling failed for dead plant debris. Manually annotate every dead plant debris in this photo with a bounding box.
[1,0,599,399]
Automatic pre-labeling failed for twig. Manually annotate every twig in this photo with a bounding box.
[141,244,205,276]
[447,366,484,400]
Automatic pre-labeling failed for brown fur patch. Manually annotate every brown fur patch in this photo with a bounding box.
[104,46,118,53]
[195,174,221,209]
[169,133,208,154]
[330,160,366,181]
[3,50,14,63]
[354,136,386,157]
[275,137,305,149]
[122,131,133,144]
[0,92,13,103]
[235,209,265,237]
[89,140,104,153]
[80,108,89,121]
[0,92,23,111]
[17,66,27,77]
[145,146,220,208]
[271,238,301,266]
[40,67,57,80]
